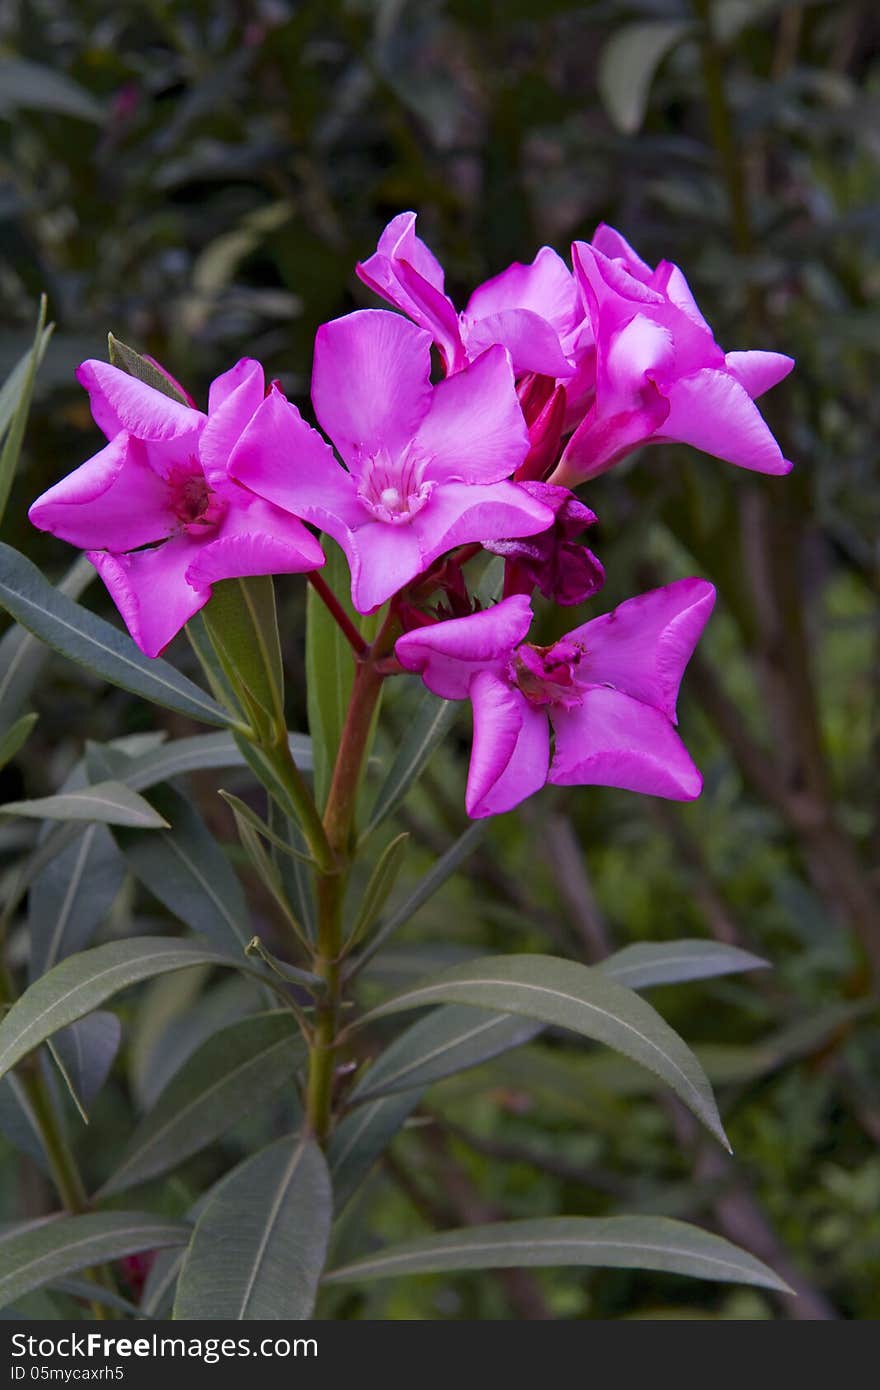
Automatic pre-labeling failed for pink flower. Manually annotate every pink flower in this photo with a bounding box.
[395,578,715,818]
[552,225,794,484]
[229,310,554,614]
[29,359,325,657]
[484,482,605,607]
[356,212,587,383]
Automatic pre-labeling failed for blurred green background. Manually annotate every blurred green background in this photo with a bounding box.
[1,0,879,1319]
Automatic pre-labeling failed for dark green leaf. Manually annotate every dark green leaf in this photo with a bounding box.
[47,1012,121,1121]
[306,539,358,808]
[328,1092,422,1212]
[597,21,693,135]
[364,689,459,835]
[598,940,769,990]
[0,713,37,773]
[107,334,190,405]
[2,781,169,829]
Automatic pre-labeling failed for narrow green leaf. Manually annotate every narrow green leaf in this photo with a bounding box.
[364,689,459,835]
[0,57,105,122]
[349,822,485,977]
[323,1215,790,1292]
[597,21,693,135]
[349,1006,542,1105]
[0,1213,189,1312]
[328,1091,422,1211]
[0,936,275,1082]
[228,803,309,947]
[47,1012,121,1121]
[306,538,358,807]
[203,577,284,731]
[0,713,37,772]
[107,334,190,405]
[355,954,729,1149]
[0,554,94,728]
[117,730,312,789]
[244,938,322,991]
[50,1279,148,1320]
[0,1072,48,1168]
[347,833,410,949]
[100,1012,304,1197]
[218,792,314,865]
[0,297,53,526]
[599,940,769,990]
[0,545,233,728]
[2,781,169,829]
[173,1134,332,1319]
[113,785,250,956]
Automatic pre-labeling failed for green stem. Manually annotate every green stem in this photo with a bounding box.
[305,658,385,1143]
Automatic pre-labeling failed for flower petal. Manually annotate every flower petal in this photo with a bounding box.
[590,224,654,281]
[411,480,554,569]
[88,537,209,659]
[466,670,549,817]
[227,388,364,531]
[344,519,423,614]
[200,359,265,486]
[415,346,530,484]
[185,495,324,588]
[464,308,576,378]
[395,595,534,699]
[550,687,702,799]
[311,310,433,470]
[567,578,715,723]
[28,434,174,551]
[464,247,579,337]
[724,350,794,399]
[356,213,466,374]
[658,368,793,474]
[76,360,205,441]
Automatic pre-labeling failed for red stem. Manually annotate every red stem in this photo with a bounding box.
[308,571,368,657]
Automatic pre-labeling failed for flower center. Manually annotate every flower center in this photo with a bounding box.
[511,638,586,709]
[168,461,226,534]
[356,448,435,526]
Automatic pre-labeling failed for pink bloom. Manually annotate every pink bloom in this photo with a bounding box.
[484,482,605,607]
[29,359,325,657]
[395,578,715,818]
[229,310,554,614]
[553,225,794,484]
[356,212,588,383]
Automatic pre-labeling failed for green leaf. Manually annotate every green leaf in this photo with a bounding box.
[0,57,105,123]
[305,539,358,808]
[0,936,274,1082]
[2,781,169,829]
[113,785,250,956]
[323,1215,789,1292]
[244,938,322,991]
[0,1073,48,1168]
[113,730,312,789]
[218,792,314,865]
[349,822,485,977]
[348,1005,542,1105]
[328,1090,422,1211]
[49,1279,148,1320]
[597,21,693,135]
[0,545,233,728]
[0,297,53,527]
[47,1012,121,1121]
[364,689,459,835]
[0,713,37,772]
[356,954,729,1149]
[227,802,309,947]
[202,577,285,733]
[346,832,410,949]
[0,554,95,728]
[0,1213,190,1312]
[100,1012,304,1197]
[598,940,768,990]
[173,1134,332,1319]
[107,334,190,405]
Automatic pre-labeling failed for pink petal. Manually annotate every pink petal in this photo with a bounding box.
[464,247,580,337]
[377,212,448,290]
[200,359,265,485]
[590,224,654,281]
[411,480,554,569]
[76,360,205,442]
[658,368,793,474]
[724,350,794,399]
[550,687,702,799]
[311,310,433,470]
[395,595,534,700]
[28,434,174,551]
[227,388,364,532]
[567,578,715,723]
[185,495,324,588]
[466,670,549,817]
[88,537,209,659]
[604,313,674,405]
[414,346,529,484]
[552,385,669,484]
[654,262,713,335]
[356,214,466,373]
[464,308,576,378]
[573,241,666,310]
[344,519,423,614]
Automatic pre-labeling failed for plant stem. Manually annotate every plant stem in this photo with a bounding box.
[307,572,369,657]
[305,657,385,1143]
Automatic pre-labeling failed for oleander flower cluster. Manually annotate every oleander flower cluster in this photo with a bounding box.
[30,213,794,819]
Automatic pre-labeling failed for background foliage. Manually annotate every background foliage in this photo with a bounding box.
[1,0,878,1319]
